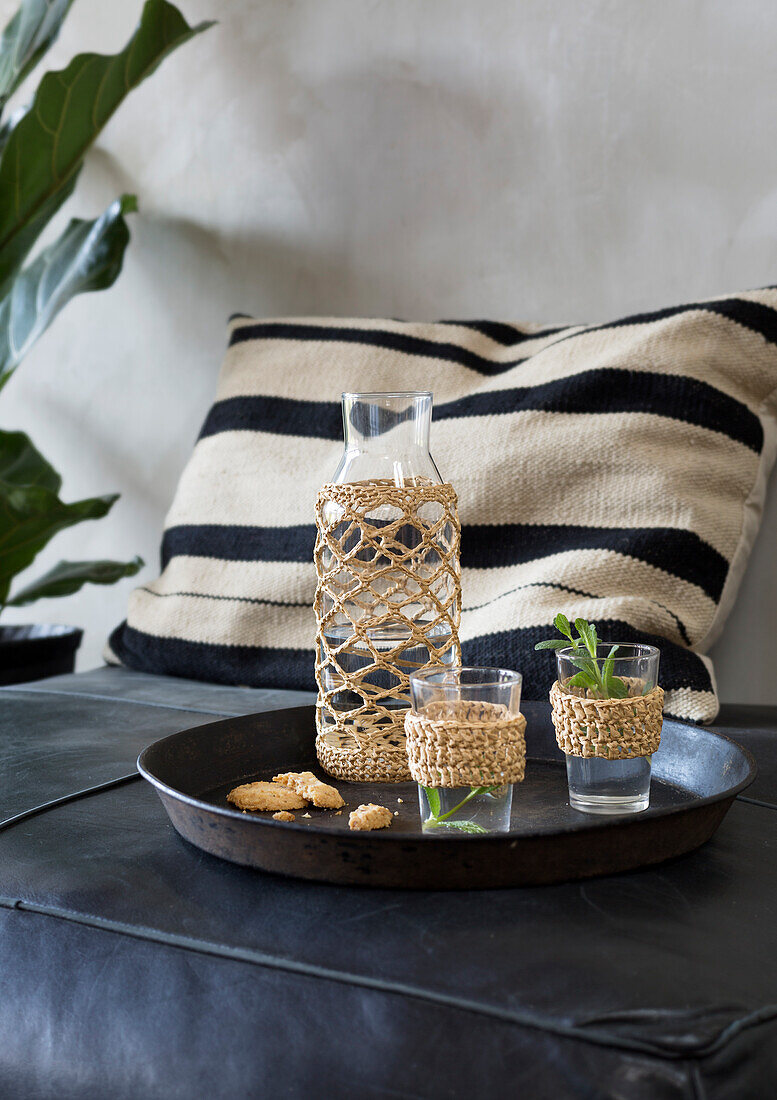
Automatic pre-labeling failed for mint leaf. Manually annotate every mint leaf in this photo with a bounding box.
[608,676,630,698]
[554,612,571,637]
[569,654,600,679]
[575,619,598,658]
[534,638,570,651]
[426,819,488,835]
[566,670,595,690]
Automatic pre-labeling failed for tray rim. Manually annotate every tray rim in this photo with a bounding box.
[137,704,758,843]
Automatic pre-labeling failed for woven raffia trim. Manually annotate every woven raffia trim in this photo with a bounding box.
[550,679,665,759]
[315,728,411,784]
[314,480,461,783]
[404,700,527,787]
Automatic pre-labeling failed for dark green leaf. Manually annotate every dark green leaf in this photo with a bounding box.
[0,427,59,491]
[8,554,143,605]
[0,0,75,112]
[0,195,134,388]
[0,103,24,157]
[0,0,214,298]
[0,477,118,603]
[534,638,570,651]
[423,786,440,817]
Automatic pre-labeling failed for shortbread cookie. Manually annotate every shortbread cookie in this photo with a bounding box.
[349,804,393,831]
[273,771,344,809]
[227,782,306,812]
[272,810,296,822]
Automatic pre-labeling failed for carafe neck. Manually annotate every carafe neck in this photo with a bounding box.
[333,391,441,486]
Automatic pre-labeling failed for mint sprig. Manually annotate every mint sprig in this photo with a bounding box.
[421,784,493,834]
[534,614,629,699]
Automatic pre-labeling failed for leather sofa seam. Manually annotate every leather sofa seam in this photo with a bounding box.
[0,773,141,832]
[736,794,777,811]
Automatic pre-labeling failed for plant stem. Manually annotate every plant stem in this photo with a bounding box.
[433,785,493,822]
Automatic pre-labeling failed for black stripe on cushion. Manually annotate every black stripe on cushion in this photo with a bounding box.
[436,320,571,346]
[228,322,528,377]
[199,370,763,453]
[109,618,713,703]
[162,520,724,603]
[228,297,777,379]
[547,297,777,354]
[161,524,317,568]
[109,623,314,690]
[199,397,342,441]
[462,524,727,602]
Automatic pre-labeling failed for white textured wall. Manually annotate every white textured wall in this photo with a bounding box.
[1,0,776,703]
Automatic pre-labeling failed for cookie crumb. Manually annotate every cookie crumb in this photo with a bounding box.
[273,771,344,809]
[272,811,295,822]
[397,797,404,803]
[349,804,393,831]
[394,811,399,816]
[302,812,311,818]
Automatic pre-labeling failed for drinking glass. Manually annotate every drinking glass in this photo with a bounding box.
[556,643,660,814]
[408,667,522,833]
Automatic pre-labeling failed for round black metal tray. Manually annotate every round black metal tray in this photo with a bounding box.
[137,701,755,889]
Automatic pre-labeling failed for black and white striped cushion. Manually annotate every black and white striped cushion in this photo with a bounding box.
[107,290,777,721]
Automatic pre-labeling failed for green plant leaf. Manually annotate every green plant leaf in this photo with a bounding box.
[7,554,143,605]
[449,820,489,834]
[534,638,570,651]
[568,653,599,679]
[0,103,24,156]
[0,481,118,604]
[0,195,135,389]
[607,675,630,699]
[601,644,616,689]
[423,786,441,817]
[0,0,214,299]
[0,0,76,113]
[427,819,488,835]
[0,427,59,491]
[575,618,598,657]
[554,612,572,638]
[565,670,595,690]
[600,644,629,698]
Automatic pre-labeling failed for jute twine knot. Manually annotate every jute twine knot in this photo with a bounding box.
[404,700,527,787]
[314,480,461,783]
[550,679,664,760]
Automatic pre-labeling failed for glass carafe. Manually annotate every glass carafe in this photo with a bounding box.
[315,392,461,780]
